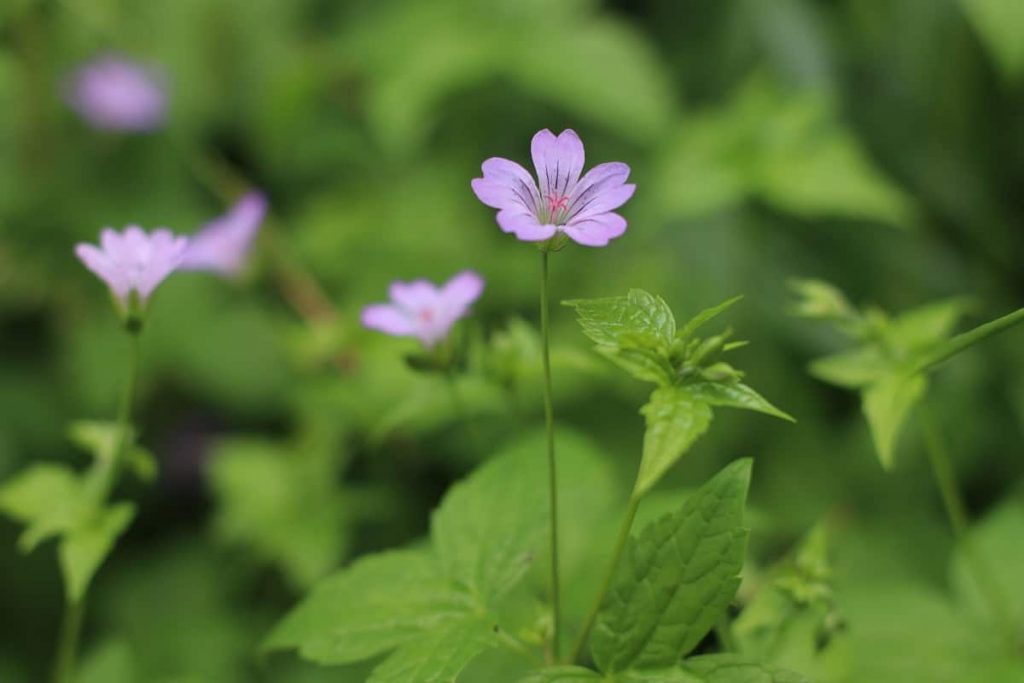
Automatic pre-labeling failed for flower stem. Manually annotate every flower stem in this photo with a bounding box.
[918,402,1018,652]
[540,251,561,661]
[51,599,85,683]
[570,495,640,664]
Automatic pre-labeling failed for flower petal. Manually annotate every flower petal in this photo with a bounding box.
[441,270,485,311]
[496,209,558,242]
[181,192,268,275]
[532,129,584,200]
[471,158,539,212]
[361,304,416,337]
[563,212,627,247]
[75,243,131,301]
[566,162,634,221]
[389,280,440,312]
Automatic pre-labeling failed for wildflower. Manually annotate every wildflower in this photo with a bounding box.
[471,129,635,247]
[180,192,268,276]
[75,226,188,309]
[66,55,167,132]
[362,271,485,347]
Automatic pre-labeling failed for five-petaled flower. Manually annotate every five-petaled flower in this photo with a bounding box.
[471,129,635,247]
[362,271,485,348]
[180,192,268,276]
[66,55,167,133]
[75,226,189,308]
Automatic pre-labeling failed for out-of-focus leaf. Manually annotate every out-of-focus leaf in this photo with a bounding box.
[0,464,88,550]
[951,498,1024,628]
[862,374,926,470]
[808,348,886,389]
[960,0,1024,80]
[59,502,135,602]
[207,438,349,590]
[76,639,135,683]
[635,386,712,497]
[657,78,914,228]
[592,460,751,672]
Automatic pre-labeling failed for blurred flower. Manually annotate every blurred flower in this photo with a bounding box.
[180,192,268,276]
[471,128,635,247]
[75,226,188,306]
[66,55,167,132]
[362,271,485,347]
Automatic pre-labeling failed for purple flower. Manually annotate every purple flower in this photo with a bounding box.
[66,56,167,133]
[362,271,485,347]
[180,192,268,276]
[471,129,635,247]
[75,226,189,306]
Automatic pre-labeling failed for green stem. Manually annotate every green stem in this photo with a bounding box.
[570,495,640,664]
[51,599,85,683]
[540,251,561,661]
[912,306,1024,375]
[918,403,1018,652]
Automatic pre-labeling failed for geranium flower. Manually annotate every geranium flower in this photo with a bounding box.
[471,129,635,247]
[66,55,167,133]
[75,226,188,306]
[362,271,485,347]
[180,192,268,276]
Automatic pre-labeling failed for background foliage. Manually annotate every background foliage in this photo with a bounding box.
[1,0,1023,681]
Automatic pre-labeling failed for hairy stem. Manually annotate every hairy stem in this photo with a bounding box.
[540,251,561,661]
[570,495,640,663]
[918,403,1017,652]
[51,599,85,683]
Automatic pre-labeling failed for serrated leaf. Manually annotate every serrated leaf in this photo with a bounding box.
[431,435,549,603]
[0,464,91,551]
[518,667,604,683]
[677,297,743,343]
[683,655,808,683]
[367,617,498,683]
[599,346,676,386]
[592,460,751,672]
[862,373,926,470]
[635,387,713,497]
[684,382,794,423]
[809,348,887,389]
[565,290,675,351]
[59,502,135,603]
[264,548,468,664]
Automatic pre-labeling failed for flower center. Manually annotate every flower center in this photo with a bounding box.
[545,193,571,225]
[418,309,435,324]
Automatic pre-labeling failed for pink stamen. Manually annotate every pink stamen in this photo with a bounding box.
[546,194,570,217]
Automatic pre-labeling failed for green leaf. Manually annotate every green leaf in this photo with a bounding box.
[862,374,926,470]
[684,382,795,422]
[564,290,675,351]
[787,280,855,322]
[431,434,550,603]
[76,639,135,683]
[367,617,497,683]
[950,498,1024,627]
[808,347,887,389]
[634,387,713,497]
[960,0,1024,81]
[619,670,703,683]
[68,420,123,464]
[59,502,135,603]
[909,305,1024,375]
[683,655,808,683]
[207,438,348,589]
[265,548,468,664]
[598,346,676,386]
[0,464,91,551]
[518,667,604,683]
[888,298,967,353]
[677,296,743,343]
[592,460,751,672]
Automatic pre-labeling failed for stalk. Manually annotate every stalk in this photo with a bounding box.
[570,495,640,663]
[540,251,561,660]
[918,403,1018,652]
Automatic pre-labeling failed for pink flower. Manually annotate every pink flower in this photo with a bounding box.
[471,129,635,247]
[180,192,268,276]
[66,56,167,133]
[361,271,485,347]
[75,226,188,305]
